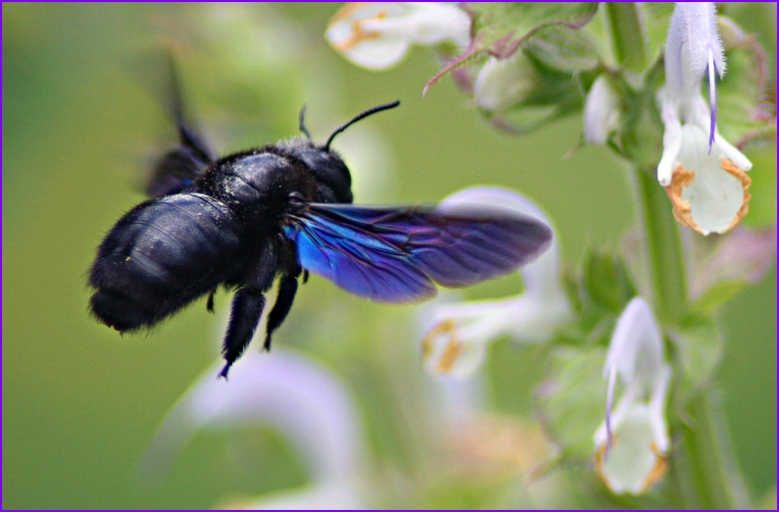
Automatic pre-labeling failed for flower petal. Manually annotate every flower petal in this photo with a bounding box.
[421,187,570,377]
[596,297,669,466]
[603,298,664,387]
[139,350,365,484]
[664,125,751,235]
[595,404,669,495]
[665,3,725,96]
[326,2,469,71]
[422,317,491,377]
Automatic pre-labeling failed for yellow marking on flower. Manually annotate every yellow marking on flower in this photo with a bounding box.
[331,8,388,52]
[421,319,464,374]
[329,2,373,24]
[421,319,452,360]
[664,158,752,234]
[640,441,669,493]
[664,164,700,232]
[593,440,612,489]
[436,337,463,374]
[721,158,752,232]
[594,438,669,494]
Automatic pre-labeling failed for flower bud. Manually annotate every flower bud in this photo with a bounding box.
[584,75,621,145]
[473,52,539,113]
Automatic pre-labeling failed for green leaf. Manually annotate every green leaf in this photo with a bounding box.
[603,3,673,75]
[668,318,724,395]
[741,144,777,229]
[561,269,584,315]
[480,54,584,133]
[604,3,647,73]
[688,280,748,316]
[639,3,676,70]
[582,250,636,313]
[553,249,641,349]
[535,347,607,459]
[523,25,600,72]
[611,62,665,168]
[715,19,776,145]
[425,3,599,93]
[465,2,600,59]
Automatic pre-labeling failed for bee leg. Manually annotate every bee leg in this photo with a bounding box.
[219,241,278,379]
[218,289,266,379]
[206,289,216,313]
[263,275,298,351]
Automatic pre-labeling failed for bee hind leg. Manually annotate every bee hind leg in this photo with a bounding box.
[219,240,279,378]
[219,289,266,379]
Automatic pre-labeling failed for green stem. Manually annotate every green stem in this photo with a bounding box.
[631,167,748,507]
[633,168,687,324]
[605,3,647,73]
[672,390,750,508]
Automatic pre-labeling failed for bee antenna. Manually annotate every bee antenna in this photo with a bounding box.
[298,104,312,141]
[324,100,400,151]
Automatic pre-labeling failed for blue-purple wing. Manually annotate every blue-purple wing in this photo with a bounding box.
[283,203,553,303]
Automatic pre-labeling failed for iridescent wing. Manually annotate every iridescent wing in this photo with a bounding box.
[283,202,553,303]
[146,56,215,197]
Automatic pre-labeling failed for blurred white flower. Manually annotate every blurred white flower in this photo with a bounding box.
[656,3,752,234]
[326,2,470,70]
[422,187,571,377]
[583,75,621,145]
[474,51,539,113]
[139,350,368,509]
[594,297,671,495]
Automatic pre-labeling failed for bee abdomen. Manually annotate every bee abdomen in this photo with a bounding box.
[89,193,245,331]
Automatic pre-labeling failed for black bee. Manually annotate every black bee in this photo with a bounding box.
[89,72,553,379]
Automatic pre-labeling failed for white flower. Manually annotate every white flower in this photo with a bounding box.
[663,124,751,235]
[657,3,752,234]
[594,297,671,495]
[139,350,368,509]
[325,2,470,71]
[583,75,621,145]
[422,187,571,377]
[474,51,539,113]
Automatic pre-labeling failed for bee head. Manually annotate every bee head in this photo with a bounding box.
[293,144,354,203]
[295,101,400,204]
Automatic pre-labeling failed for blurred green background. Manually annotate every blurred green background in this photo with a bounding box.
[3,3,775,509]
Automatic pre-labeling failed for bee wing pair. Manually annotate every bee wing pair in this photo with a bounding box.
[284,203,551,302]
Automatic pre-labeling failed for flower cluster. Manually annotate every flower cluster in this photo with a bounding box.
[327,2,768,236]
[323,2,775,502]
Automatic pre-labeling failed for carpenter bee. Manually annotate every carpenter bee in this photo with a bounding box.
[88,72,553,379]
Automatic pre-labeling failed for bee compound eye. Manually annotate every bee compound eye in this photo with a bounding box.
[288,192,306,208]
